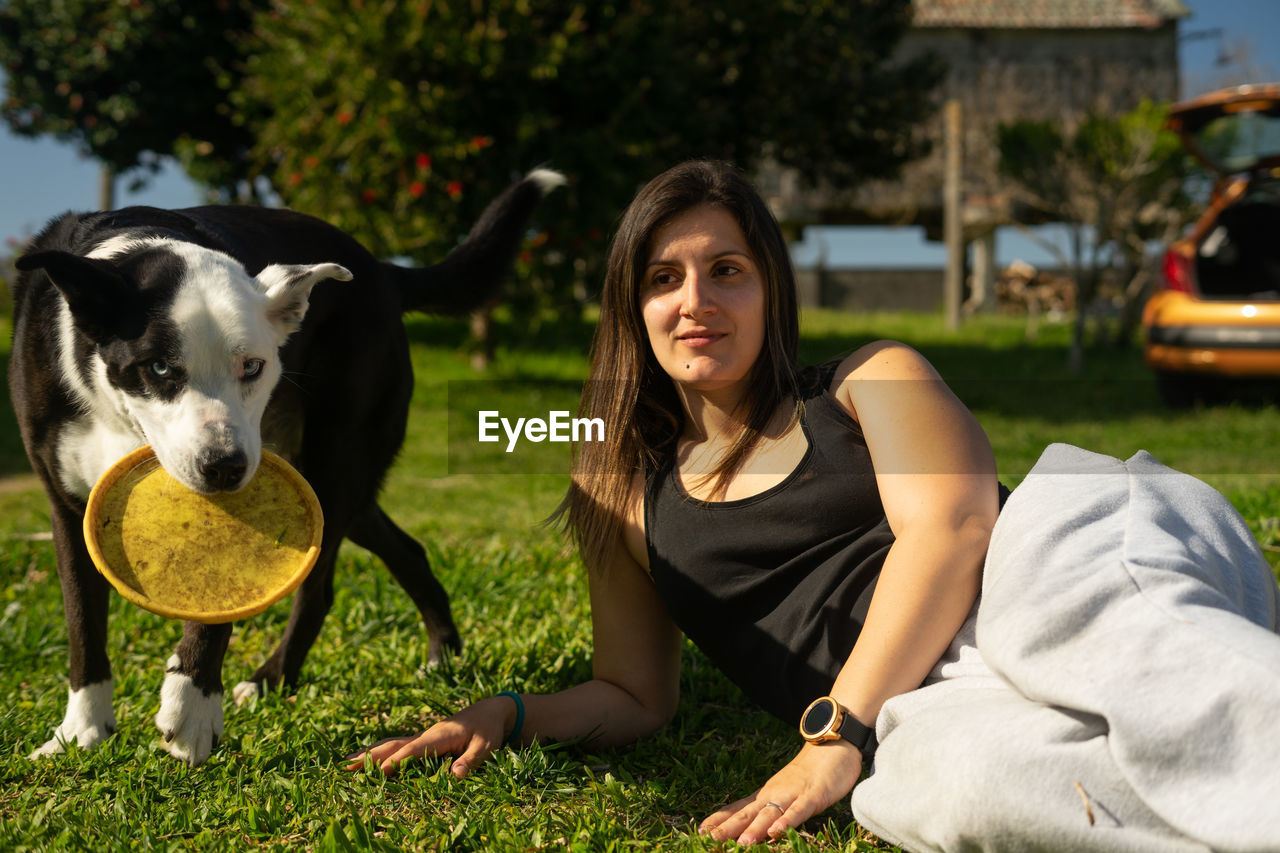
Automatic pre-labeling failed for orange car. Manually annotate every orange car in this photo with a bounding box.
[1143,83,1280,406]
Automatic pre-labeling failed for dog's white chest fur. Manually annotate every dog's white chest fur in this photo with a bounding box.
[52,298,147,498]
[55,417,149,499]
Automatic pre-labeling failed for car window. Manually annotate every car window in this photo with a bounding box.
[1195,108,1280,173]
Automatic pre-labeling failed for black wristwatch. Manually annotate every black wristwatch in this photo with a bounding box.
[799,696,877,761]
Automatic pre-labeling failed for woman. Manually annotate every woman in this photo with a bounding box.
[347,161,1280,852]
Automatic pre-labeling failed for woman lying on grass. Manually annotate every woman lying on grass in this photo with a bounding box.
[347,160,1280,852]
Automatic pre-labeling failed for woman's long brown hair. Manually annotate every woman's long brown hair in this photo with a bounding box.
[556,160,800,573]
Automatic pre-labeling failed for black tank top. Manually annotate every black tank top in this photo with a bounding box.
[644,361,891,725]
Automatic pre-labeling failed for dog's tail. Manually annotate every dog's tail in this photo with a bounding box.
[392,168,565,314]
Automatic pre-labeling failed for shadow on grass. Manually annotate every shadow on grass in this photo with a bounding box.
[403,310,599,355]
[408,309,1279,424]
[799,328,1176,422]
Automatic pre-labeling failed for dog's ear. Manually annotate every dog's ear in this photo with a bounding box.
[257,263,353,340]
[16,250,143,342]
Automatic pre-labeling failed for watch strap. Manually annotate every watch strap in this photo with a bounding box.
[835,711,877,761]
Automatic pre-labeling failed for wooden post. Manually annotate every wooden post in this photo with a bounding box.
[470,303,495,371]
[943,99,963,330]
[99,165,115,211]
[968,229,996,314]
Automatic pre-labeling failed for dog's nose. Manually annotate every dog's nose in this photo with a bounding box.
[198,450,248,491]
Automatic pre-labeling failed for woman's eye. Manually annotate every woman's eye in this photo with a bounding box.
[242,358,265,379]
[651,271,680,288]
[150,361,172,378]
[714,264,740,277]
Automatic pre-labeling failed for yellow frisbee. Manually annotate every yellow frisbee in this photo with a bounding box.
[83,446,323,624]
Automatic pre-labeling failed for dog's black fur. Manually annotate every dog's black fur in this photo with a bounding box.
[10,170,561,763]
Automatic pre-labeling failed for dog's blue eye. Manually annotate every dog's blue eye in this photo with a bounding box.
[243,358,265,379]
[151,361,172,378]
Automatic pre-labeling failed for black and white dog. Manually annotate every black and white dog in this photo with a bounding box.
[10,169,563,765]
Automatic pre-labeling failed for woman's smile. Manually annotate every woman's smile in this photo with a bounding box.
[677,328,727,348]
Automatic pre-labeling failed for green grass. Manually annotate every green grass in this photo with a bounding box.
[1,308,1277,851]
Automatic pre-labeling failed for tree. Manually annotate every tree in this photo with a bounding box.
[997,101,1194,371]
[1,1,942,343]
[231,0,943,326]
[0,0,265,206]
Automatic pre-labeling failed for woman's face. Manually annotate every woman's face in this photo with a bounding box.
[640,205,766,399]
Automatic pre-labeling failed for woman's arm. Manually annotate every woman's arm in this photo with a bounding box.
[701,340,999,845]
[828,340,998,724]
[345,486,683,777]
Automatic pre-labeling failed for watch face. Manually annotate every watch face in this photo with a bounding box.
[801,698,835,736]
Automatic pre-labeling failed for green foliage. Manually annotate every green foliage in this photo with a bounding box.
[996,101,1197,365]
[233,0,942,312]
[0,1,942,324]
[997,100,1192,256]
[0,0,265,191]
[994,119,1068,210]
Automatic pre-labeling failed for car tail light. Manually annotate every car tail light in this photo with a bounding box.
[1162,248,1195,293]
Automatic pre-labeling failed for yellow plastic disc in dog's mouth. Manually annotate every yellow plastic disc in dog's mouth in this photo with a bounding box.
[83,446,323,624]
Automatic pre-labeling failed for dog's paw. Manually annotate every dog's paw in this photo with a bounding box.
[155,657,224,766]
[231,680,262,706]
[28,680,117,759]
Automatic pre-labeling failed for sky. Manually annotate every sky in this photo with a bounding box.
[2,0,1278,267]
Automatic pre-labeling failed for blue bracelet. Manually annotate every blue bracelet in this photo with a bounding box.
[496,690,525,747]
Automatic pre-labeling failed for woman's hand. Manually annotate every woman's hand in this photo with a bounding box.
[699,740,864,845]
[343,695,515,779]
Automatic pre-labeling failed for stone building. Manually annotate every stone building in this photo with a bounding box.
[770,0,1189,311]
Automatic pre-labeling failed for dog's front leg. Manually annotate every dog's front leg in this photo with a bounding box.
[155,621,232,766]
[233,547,339,703]
[31,495,116,758]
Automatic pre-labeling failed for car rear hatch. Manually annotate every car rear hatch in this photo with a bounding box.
[1166,84,1280,301]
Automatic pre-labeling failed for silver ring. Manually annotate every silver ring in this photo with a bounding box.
[765,801,784,812]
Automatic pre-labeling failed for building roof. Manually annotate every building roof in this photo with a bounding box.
[912,0,1190,29]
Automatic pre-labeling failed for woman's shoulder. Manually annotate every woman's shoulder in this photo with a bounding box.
[827,340,940,385]
[811,342,943,422]
[801,340,939,393]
